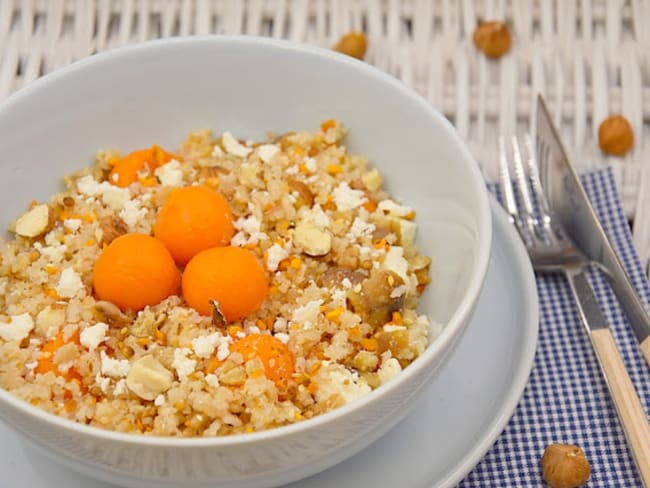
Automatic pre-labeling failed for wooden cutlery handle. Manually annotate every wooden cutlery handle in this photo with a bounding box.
[591,328,650,486]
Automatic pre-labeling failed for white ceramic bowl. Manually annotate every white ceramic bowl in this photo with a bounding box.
[0,36,491,488]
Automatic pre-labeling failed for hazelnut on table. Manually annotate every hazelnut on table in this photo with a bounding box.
[333,31,368,60]
[541,443,591,488]
[473,20,512,59]
[598,114,634,156]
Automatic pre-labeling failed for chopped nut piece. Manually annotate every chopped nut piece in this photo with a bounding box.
[210,299,227,328]
[35,306,66,335]
[98,215,128,245]
[94,300,128,325]
[53,342,78,365]
[541,443,591,488]
[318,266,365,288]
[473,21,512,59]
[333,31,368,60]
[348,269,405,326]
[15,204,51,238]
[126,355,173,401]
[598,115,634,156]
[288,179,315,207]
[294,221,332,257]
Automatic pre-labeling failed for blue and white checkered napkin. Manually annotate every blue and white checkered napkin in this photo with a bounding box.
[461,169,650,487]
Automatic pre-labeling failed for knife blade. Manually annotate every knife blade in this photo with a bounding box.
[536,94,650,367]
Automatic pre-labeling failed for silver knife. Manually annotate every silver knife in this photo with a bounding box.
[536,94,650,368]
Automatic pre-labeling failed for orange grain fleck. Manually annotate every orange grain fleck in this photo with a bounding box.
[320,119,336,131]
[307,381,319,395]
[391,311,403,325]
[137,337,150,347]
[298,163,309,174]
[326,164,342,175]
[255,319,268,331]
[289,257,302,269]
[325,308,343,323]
[206,357,221,374]
[84,239,95,247]
[228,325,243,339]
[360,338,378,351]
[403,211,416,220]
[46,266,58,275]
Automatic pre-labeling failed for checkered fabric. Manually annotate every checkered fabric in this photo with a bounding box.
[462,169,650,487]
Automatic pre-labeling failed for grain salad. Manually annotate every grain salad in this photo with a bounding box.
[0,120,436,436]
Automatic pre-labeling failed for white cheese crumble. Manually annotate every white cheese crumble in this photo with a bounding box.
[63,219,82,232]
[274,332,290,344]
[273,317,288,333]
[114,379,128,396]
[231,215,268,246]
[390,284,408,299]
[378,357,402,385]
[55,268,85,298]
[222,131,252,158]
[154,394,166,406]
[205,374,219,388]
[77,175,130,211]
[266,243,289,271]
[119,199,148,228]
[332,182,367,211]
[0,313,34,342]
[95,373,110,393]
[378,199,413,217]
[33,242,66,263]
[100,351,131,378]
[154,159,184,187]
[257,144,280,163]
[291,299,323,326]
[315,366,371,404]
[191,333,222,359]
[299,204,330,229]
[347,217,376,240]
[216,335,232,361]
[172,348,197,381]
[304,157,317,172]
[211,144,224,157]
[79,322,108,351]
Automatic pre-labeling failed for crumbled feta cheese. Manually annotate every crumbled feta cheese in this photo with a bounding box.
[25,361,38,371]
[216,335,232,361]
[257,144,280,163]
[274,333,290,344]
[77,175,130,211]
[330,288,348,306]
[291,299,323,325]
[155,159,184,187]
[304,157,317,172]
[113,379,127,396]
[332,182,367,211]
[286,165,299,175]
[191,333,221,359]
[119,199,148,228]
[100,350,131,378]
[154,394,166,406]
[211,144,224,157]
[80,322,108,351]
[315,366,371,404]
[34,242,66,263]
[266,243,289,271]
[347,217,376,240]
[222,131,252,158]
[172,348,196,381]
[378,357,402,384]
[0,313,34,342]
[63,219,82,232]
[382,246,409,282]
[205,374,219,388]
[378,199,413,217]
[300,204,330,229]
[273,317,288,332]
[55,268,85,298]
[95,373,110,393]
[231,215,267,246]
[341,278,353,289]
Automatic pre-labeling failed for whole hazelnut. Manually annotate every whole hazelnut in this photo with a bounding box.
[333,31,368,60]
[541,443,591,488]
[598,114,634,156]
[473,21,512,59]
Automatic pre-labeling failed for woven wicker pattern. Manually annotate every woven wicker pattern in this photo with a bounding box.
[1,0,650,263]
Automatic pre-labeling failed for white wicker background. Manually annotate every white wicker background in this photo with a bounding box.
[2,0,650,269]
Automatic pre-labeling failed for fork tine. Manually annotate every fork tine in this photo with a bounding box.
[497,135,519,222]
[529,133,560,241]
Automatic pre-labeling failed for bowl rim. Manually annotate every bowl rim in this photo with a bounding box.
[0,34,492,447]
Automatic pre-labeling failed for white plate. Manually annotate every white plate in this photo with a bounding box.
[0,200,538,487]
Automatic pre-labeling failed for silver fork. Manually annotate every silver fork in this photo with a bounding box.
[498,135,650,486]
